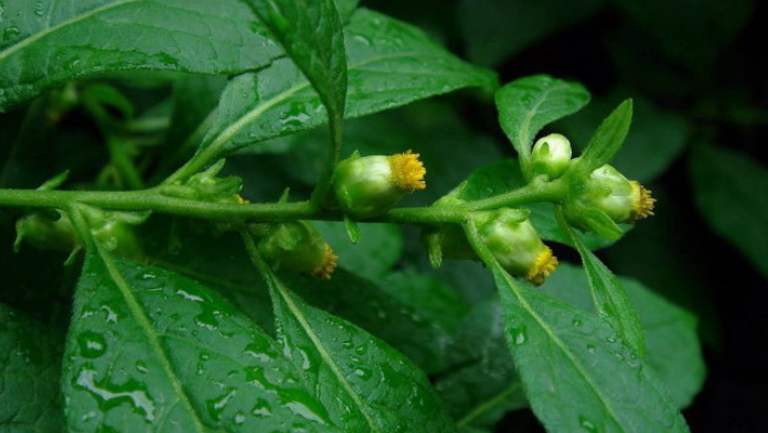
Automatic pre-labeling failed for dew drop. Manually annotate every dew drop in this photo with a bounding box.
[510,326,527,345]
[251,398,272,418]
[579,415,599,433]
[206,389,236,421]
[75,369,156,422]
[78,331,107,359]
[286,400,327,424]
[572,317,583,327]
[586,344,596,354]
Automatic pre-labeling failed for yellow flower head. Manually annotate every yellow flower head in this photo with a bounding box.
[526,246,559,286]
[629,181,655,221]
[388,150,426,192]
[311,243,338,279]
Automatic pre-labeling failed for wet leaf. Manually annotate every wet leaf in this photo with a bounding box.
[485,257,689,433]
[540,264,706,409]
[434,300,525,431]
[0,304,63,433]
[495,75,590,163]
[0,0,282,112]
[198,8,497,158]
[63,248,336,433]
[566,227,646,356]
[261,265,457,433]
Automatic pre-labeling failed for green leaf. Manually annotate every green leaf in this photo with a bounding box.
[199,8,497,158]
[690,144,768,281]
[140,218,453,374]
[565,224,646,357]
[495,75,590,168]
[313,222,402,278]
[0,0,282,112]
[556,95,688,182]
[379,272,470,334]
[64,248,335,432]
[283,270,456,375]
[434,300,525,431]
[242,0,347,134]
[573,99,633,175]
[261,265,457,433]
[447,159,629,249]
[458,0,606,67]
[488,263,689,432]
[540,264,706,409]
[0,304,63,433]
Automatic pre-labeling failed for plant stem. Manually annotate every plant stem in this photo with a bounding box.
[0,176,567,226]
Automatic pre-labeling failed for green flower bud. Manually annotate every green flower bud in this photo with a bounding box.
[563,164,655,234]
[475,210,558,285]
[434,210,558,285]
[15,211,77,252]
[82,209,147,260]
[531,133,572,180]
[257,221,338,279]
[333,150,426,219]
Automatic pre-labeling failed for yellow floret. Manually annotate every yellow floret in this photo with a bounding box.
[630,181,656,221]
[526,246,559,286]
[311,243,338,279]
[388,150,426,192]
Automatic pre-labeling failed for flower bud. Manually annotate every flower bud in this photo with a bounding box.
[257,222,338,279]
[531,133,572,180]
[434,210,558,285]
[564,164,655,231]
[333,150,426,219]
[475,210,558,285]
[15,211,77,252]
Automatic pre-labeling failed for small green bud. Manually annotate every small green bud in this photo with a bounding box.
[257,222,338,279]
[563,164,655,236]
[531,133,572,180]
[15,211,77,252]
[333,150,426,219]
[82,208,147,260]
[433,210,558,285]
[475,210,558,285]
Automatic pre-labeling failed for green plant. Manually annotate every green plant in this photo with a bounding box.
[0,0,713,432]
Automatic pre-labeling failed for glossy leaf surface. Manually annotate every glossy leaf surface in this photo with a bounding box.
[0,0,281,112]
[63,248,335,433]
[495,75,590,161]
[490,262,689,433]
[541,264,705,409]
[199,8,497,157]
[262,265,457,433]
[567,226,645,356]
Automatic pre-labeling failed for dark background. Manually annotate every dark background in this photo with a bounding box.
[367,0,768,431]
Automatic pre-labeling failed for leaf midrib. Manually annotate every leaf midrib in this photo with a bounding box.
[516,83,573,156]
[497,267,626,431]
[0,0,142,62]
[95,244,209,433]
[271,273,380,432]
